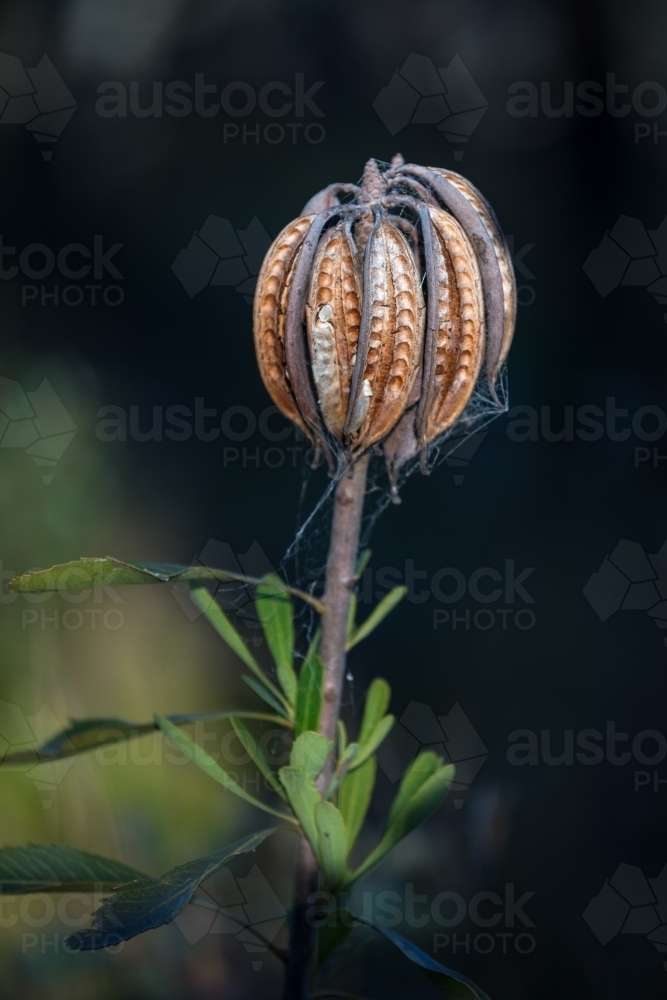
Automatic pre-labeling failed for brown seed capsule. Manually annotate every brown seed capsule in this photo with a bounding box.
[429,168,516,381]
[305,223,362,439]
[253,216,315,440]
[419,206,485,443]
[347,218,425,453]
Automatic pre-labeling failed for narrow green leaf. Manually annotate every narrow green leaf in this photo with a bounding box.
[386,751,441,828]
[256,574,298,705]
[295,652,323,737]
[0,710,290,768]
[346,593,357,642]
[242,675,291,719]
[359,679,391,745]
[279,767,321,856]
[155,715,292,822]
[355,918,490,1000]
[337,719,348,757]
[325,744,358,800]
[315,801,349,892]
[350,765,454,884]
[188,584,289,711]
[229,716,285,799]
[354,548,372,579]
[67,828,279,951]
[290,732,332,782]
[346,587,407,651]
[349,716,394,771]
[338,757,376,854]
[0,845,143,894]
[8,557,324,612]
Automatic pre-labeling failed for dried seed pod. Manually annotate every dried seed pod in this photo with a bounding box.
[418,206,485,443]
[305,222,362,439]
[253,215,315,439]
[430,168,516,381]
[346,217,425,453]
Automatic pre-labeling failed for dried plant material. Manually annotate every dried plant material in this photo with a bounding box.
[253,215,315,439]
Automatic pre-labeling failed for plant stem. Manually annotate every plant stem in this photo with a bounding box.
[283,455,370,1000]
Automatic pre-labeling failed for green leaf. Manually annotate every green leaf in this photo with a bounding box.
[386,751,441,828]
[256,574,298,705]
[279,767,321,855]
[349,716,394,771]
[358,679,391,745]
[67,828,278,951]
[355,918,490,1000]
[229,716,285,799]
[346,588,407,651]
[290,732,332,782]
[188,584,290,713]
[337,719,348,757]
[0,710,290,768]
[295,651,323,737]
[155,715,293,822]
[241,675,291,719]
[354,548,372,579]
[8,557,324,613]
[325,744,358,800]
[350,764,454,884]
[0,845,143,893]
[346,593,358,642]
[338,757,376,854]
[315,801,349,892]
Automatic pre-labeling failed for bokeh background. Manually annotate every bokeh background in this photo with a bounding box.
[1,0,667,997]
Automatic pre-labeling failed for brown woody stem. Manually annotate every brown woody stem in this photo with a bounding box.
[283,455,370,1000]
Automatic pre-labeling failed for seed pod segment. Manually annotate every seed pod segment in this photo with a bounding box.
[253,215,315,440]
[305,222,362,440]
[345,217,425,454]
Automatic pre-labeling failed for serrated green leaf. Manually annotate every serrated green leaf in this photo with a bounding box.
[0,710,290,768]
[229,716,285,799]
[155,715,292,822]
[338,757,376,854]
[279,767,321,855]
[67,828,278,951]
[295,651,323,737]
[0,845,143,893]
[355,918,490,1000]
[386,751,441,828]
[241,675,291,719]
[349,716,394,771]
[358,679,391,745]
[256,574,298,705]
[9,558,324,612]
[189,584,290,712]
[290,732,332,782]
[349,764,454,884]
[315,801,349,892]
[346,588,407,651]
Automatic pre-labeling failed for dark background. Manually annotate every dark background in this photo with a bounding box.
[1,1,667,997]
